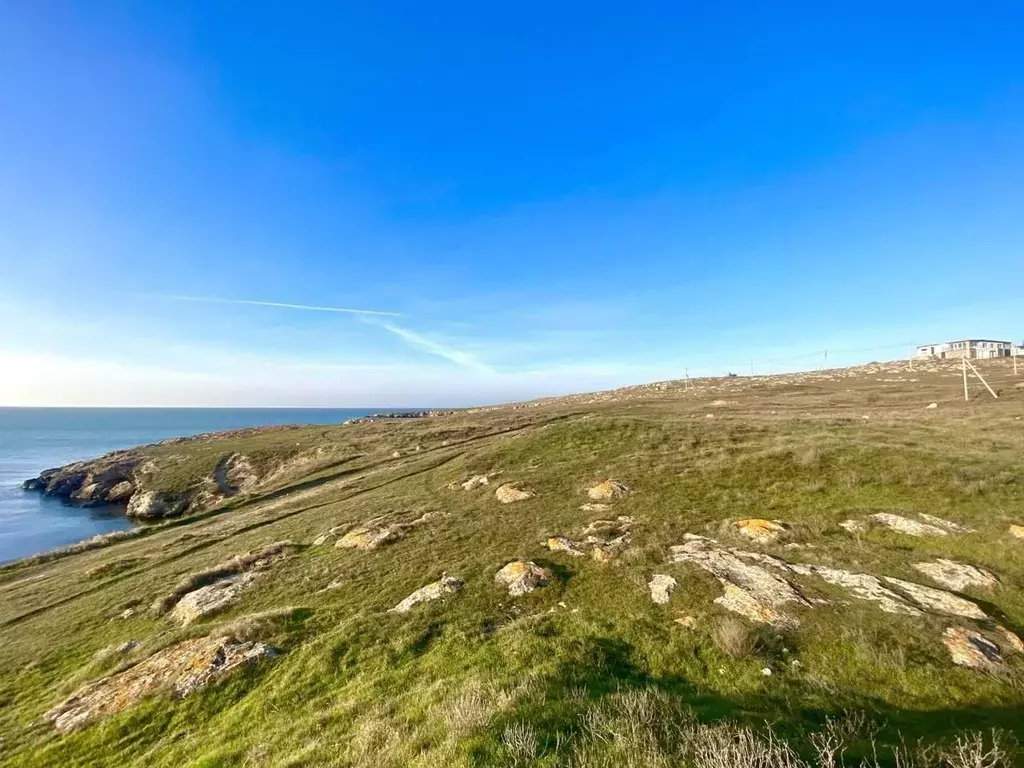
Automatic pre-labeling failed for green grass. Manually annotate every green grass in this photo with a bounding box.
[1,360,1023,766]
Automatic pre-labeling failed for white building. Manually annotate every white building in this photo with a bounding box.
[915,339,1013,360]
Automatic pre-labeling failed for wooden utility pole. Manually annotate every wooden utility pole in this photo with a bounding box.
[964,358,998,399]
[750,357,754,377]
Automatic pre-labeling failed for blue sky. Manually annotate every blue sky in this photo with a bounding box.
[1,2,1022,406]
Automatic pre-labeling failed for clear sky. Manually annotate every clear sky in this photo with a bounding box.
[1,2,1022,407]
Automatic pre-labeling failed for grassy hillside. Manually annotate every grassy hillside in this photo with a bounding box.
[1,359,1023,767]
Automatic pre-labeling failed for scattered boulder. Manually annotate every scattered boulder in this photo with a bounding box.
[389,575,464,613]
[460,475,490,491]
[943,627,1003,671]
[580,503,611,513]
[586,480,631,502]
[494,561,552,597]
[336,526,402,551]
[675,615,698,629]
[648,574,677,605]
[735,519,787,543]
[126,491,189,520]
[43,636,276,732]
[1009,524,1024,540]
[495,483,533,504]
[546,537,586,557]
[912,560,998,592]
[170,573,260,626]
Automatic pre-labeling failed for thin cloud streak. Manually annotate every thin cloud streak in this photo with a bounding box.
[372,320,494,372]
[160,294,401,316]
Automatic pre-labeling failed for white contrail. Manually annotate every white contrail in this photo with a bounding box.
[369,320,493,372]
[161,294,401,317]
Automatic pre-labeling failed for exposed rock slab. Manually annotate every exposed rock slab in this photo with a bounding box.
[494,561,552,596]
[943,627,1003,671]
[883,577,987,619]
[389,575,464,613]
[668,538,809,627]
[917,513,975,533]
[582,516,634,537]
[648,574,677,604]
[336,526,402,551]
[170,573,260,626]
[586,480,631,502]
[912,560,998,592]
[868,513,950,537]
[495,483,533,504]
[43,637,276,732]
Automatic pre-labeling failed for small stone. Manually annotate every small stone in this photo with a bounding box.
[494,561,552,596]
[495,483,533,504]
[170,573,260,626]
[761,667,773,676]
[1009,524,1024,540]
[648,574,677,605]
[119,608,136,620]
[839,519,867,534]
[943,626,1003,671]
[674,615,697,629]
[336,526,401,551]
[392,451,401,458]
[925,402,938,409]
[580,503,611,513]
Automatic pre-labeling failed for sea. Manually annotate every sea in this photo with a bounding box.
[0,407,397,564]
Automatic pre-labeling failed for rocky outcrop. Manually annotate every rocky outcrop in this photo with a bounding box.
[494,561,552,596]
[23,452,143,508]
[336,526,403,551]
[546,537,586,557]
[43,636,276,732]
[389,575,464,613]
[126,491,189,519]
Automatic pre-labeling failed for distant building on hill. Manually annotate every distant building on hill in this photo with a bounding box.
[915,339,1014,359]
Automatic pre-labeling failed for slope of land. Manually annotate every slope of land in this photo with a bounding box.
[2,358,1023,767]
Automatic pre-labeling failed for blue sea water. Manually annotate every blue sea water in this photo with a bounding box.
[0,407,393,563]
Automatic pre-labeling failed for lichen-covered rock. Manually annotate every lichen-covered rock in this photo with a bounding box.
[648,574,677,604]
[735,519,787,543]
[582,516,634,537]
[170,573,260,625]
[494,561,552,596]
[916,513,975,533]
[43,637,276,732]
[943,627,1003,671]
[336,526,402,551]
[389,575,463,613]
[495,483,533,504]
[126,490,189,519]
[839,519,867,533]
[995,625,1024,653]
[546,537,586,557]
[580,502,611,513]
[586,480,631,502]
[786,564,920,615]
[912,560,998,592]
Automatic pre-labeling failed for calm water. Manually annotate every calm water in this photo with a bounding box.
[0,407,397,563]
